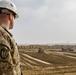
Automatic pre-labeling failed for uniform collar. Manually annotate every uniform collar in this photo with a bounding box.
[0,23,13,37]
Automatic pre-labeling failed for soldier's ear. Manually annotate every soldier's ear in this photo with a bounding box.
[9,13,13,20]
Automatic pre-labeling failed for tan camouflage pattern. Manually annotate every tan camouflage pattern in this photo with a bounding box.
[0,24,21,75]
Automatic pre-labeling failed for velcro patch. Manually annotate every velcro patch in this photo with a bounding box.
[0,49,9,59]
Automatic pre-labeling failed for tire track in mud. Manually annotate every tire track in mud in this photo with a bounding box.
[22,54,51,65]
[20,52,52,67]
[62,52,76,59]
[20,55,39,66]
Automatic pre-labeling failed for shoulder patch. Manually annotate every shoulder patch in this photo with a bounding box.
[0,47,9,59]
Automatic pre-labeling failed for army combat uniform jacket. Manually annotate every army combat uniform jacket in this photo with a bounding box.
[0,24,21,75]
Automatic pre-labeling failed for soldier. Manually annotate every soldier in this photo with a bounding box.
[0,0,21,75]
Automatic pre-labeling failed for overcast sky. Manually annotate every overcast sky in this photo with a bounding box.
[10,0,76,44]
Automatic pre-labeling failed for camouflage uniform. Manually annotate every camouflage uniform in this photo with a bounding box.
[0,24,21,75]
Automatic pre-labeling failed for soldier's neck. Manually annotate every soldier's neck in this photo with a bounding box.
[0,22,10,30]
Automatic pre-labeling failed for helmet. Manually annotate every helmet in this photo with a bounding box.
[0,0,19,19]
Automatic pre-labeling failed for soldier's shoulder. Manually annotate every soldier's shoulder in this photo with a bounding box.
[0,37,11,50]
[0,27,10,49]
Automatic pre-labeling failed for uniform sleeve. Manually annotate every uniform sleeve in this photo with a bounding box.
[13,48,21,75]
[0,45,9,59]
[0,36,11,62]
[12,40,21,75]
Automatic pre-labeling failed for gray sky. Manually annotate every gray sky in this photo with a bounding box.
[11,0,76,44]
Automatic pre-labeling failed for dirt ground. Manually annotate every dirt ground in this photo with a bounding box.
[64,72,76,75]
[19,45,76,75]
